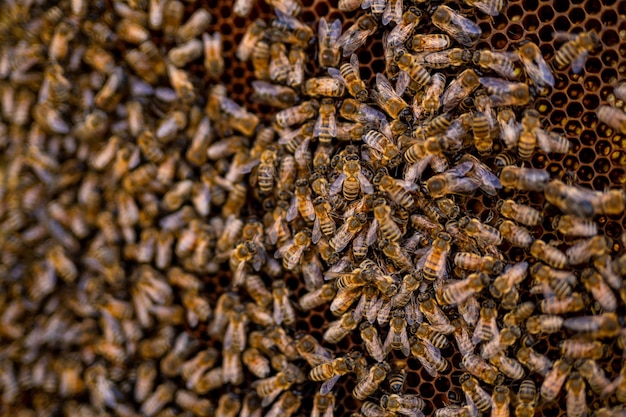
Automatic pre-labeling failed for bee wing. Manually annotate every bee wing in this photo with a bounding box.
[274,240,293,259]
[382,326,394,355]
[400,328,411,356]
[449,13,482,42]
[368,296,384,324]
[285,194,299,222]
[571,50,589,74]
[376,73,402,101]
[329,111,338,137]
[396,70,411,97]
[389,21,417,47]
[536,128,552,153]
[319,17,329,43]
[314,113,326,137]
[382,0,403,26]
[234,261,247,288]
[329,173,346,196]
[416,352,439,378]
[320,375,341,395]
[261,388,282,407]
[273,294,284,326]
[536,57,555,87]
[472,0,501,16]
[350,53,360,74]
[367,219,379,245]
[361,103,388,124]
[358,172,374,194]
[327,67,346,86]
[377,300,393,326]
[329,19,342,45]
[361,0,372,9]
[339,29,369,57]
[312,216,322,244]
[479,77,511,93]
[404,157,433,182]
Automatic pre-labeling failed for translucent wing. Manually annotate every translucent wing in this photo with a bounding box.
[329,173,346,196]
[571,50,589,74]
[327,67,346,85]
[320,375,341,395]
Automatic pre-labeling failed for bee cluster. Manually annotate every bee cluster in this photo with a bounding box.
[0,0,626,417]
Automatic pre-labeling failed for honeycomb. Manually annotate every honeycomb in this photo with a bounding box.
[0,0,625,417]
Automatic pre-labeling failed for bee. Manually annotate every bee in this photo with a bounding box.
[286,179,315,222]
[563,373,587,417]
[460,374,492,412]
[419,294,455,334]
[255,368,297,407]
[328,54,368,102]
[500,166,550,191]
[462,0,505,16]
[479,77,531,107]
[269,42,290,84]
[255,148,279,196]
[311,197,336,244]
[310,355,354,395]
[175,390,213,417]
[454,253,503,274]
[47,245,77,283]
[441,272,488,306]
[472,50,516,79]
[516,347,552,378]
[396,50,432,88]
[431,5,481,47]
[361,400,393,417]
[303,77,345,98]
[378,175,416,210]
[597,105,626,134]
[411,34,451,52]
[318,17,342,68]
[373,203,404,243]
[526,314,564,335]
[530,240,568,269]
[339,98,387,124]
[386,368,407,394]
[458,216,502,246]
[560,339,605,360]
[498,220,533,248]
[568,236,609,266]
[411,339,449,377]
[141,382,176,417]
[176,8,211,43]
[364,130,402,167]
[421,233,451,282]
[215,393,241,417]
[540,358,572,401]
[359,322,385,362]
[594,254,622,290]
[275,101,318,128]
[553,31,599,73]
[441,68,479,112]
[497,200,543,226]
[387,8,423,48]
[353,362,390,400]
[382,310,410,356]
[252,81,297,109]
[514,379,537,417]
[548,180,625,218]
[312,392,336,417]
[372,73,412,122]
[233,0,256,17]
[238,19,267,62]
[472,300,499,343]
[581,268,616,312]
[497,109,521,150]
[419,73,447,115]
[313,99,338,144]
[489,353,525,380]
[299,283,336,311]
[338,0,363,11]
[381,393,426,415]
[418,48,473,70]
[242,348,271,378]
[296,334,333,367]
[330,213,367,252]
[337,14,378,57]
[324,311,359,344]
[489,386,510,417]
[518,42,555,88]
[577,359,612,395]
[462,354,501,385]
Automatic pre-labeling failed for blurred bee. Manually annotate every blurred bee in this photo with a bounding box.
[251,81,297,109]
[275,229,311,271]
[387,8,423,48]
[353,362,389,400]
[176,9,212,43]
[473,50,516,79]
[518,42,554,88]
[314,99,337,144]
[462,0,505,16]
[567,236,609,265]
[594,254,622,290]
[541,358,572,401]
[234,0,256,17]
[255,368,297,407]
[380,393,426,416]
[499,220,533,248]
[441,68,479,112]
[462,354,501,385]
[489,353,525,380]
[303,77,345,98]
[373,203,404,242]
[473,300,499,344]
[454,253,503,274]
[339,98,387,124]
[286,179,315,222]
[577,359,613,395]
[215,393,241,417]
[275,101,318,129]
[459,216,502,246]
[252,40,271,80]
[312,392,335,417]
[242,348,270,378]
[425,162,480,198]
[329,54,368,102]
[500,166,550,191]
[431,5,481,47]
[497,199,543,226]
[396,50,432,88]
[238,19,267,62]
[441,272,488,306]
[269,42,290,84]
[47,245,77,283]
[318,18,342,68]
[497,108,521,150]
[581,268,616,312]
[330,213,367,252]
[526,314,564,335]
[141,382,176,417]
[460,374,492,412]
[267,0,302,15]
[479,77,531,107]
[530,240,568,269]
[372,73,412,122]
[255,148,278,196]
[597,105,626,134]
[411,34,451,52]
[310,354,355,395]
[175,390,213,417]
[553,31,600,73]
[421,232,451,282]
[296,334,333,367]
[299,283,336,311]
[560,339,605,360]
[359,322,385,362]
[547,180,625,218]
[564,373,586,417]
[337,14,378,57]
[419,73,446,115]
[323,311,359,344]
[516,347,552,377]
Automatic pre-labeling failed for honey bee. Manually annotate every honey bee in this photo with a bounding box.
[328,54,368,102]
[324,311,359,344]
[312,99,338,144]
[373,203,403,242]
[364,130,402,167]
[526,314,564,335]
[581,268,616,312]
[215,393,241,417]
[479,78,531,107]
[441,68,479,112]
[530,240,569,269]
[514,379,537,417]
[382,310,410,356]
[275,101,318,128]
[419,294,455,334]
[576,359,612,395]
[459,216,503,246]
[378,175,416,211]
[472,300,499,344]
[200,32,224,78]
[330,213,367,252]
[563,372,587,417]
[490,352,525,380]
[462,354,501,385]
[568,236,610,266]
[47,245,77,283]
[312,392,336,417]
[372,73,412,122]
[431,5,481,47]
[597,105,626,134]
[594,254,622,291]
[303,77,345,98]
[497,200,543,226]
[242,347,271,379]
[254,367,297,407]
[252,81,297,109]
[310,354,355,394]
[296,334,333,367]
[339,98,387,124]
[238,19,267,62]
[411,34,451,52]
[518,42,555,88]
[560,339,605,360]
[396,50,432,88]
[460,374,492,412]
[381,393,426,416]
[176,8,212,43]
[421,232,451,282]
[359,322,385,362]
[417,48,473,70]
[270,281,296,326]
[497,109,521,150]
[353,362,389,400]
[311,197,335,244]
[472,50,516,79]
[549,180,625,218]
[440,272,488,306]
[175,390,213,417]
[454,253,503,274]
[337,14,378,57]
[553,31,599,73]
[500,166,550,191]
[141,382,176,417]
[498,220,533,248]
[540,358,572,401]
[286,179,315,222]
[385,8,422,48]
[317,17,342,68]
[410,338,449,377]
[299,283,336,311]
